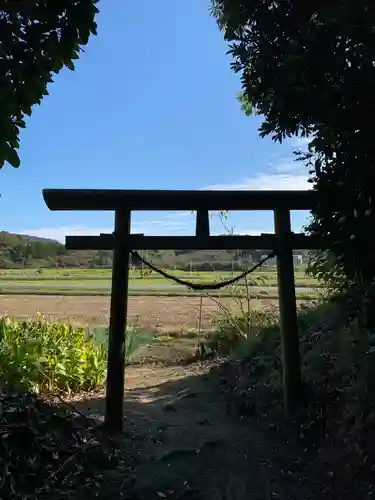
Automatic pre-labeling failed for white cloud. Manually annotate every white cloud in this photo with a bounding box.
[132,213,193,234]
[204,172,309,191]
[163,211,193,220]
[271,158,304,174]
[211,229,270,236]
[21,214,195,243]
[23,226,114,243]
[204,154,310,191]
[232,229,269,235]
[22,223,269,242]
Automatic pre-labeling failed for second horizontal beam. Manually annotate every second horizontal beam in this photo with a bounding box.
[65,234,325,251]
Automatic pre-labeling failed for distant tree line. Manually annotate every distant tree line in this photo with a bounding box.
[0,232,311,270]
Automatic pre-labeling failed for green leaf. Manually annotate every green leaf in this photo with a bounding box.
[65,60,75,71]
[79,29,91,45]
[14,119,26,128]
[4,145,20,168]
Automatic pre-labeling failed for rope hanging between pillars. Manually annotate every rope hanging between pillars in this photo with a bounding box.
[129,249,276,290]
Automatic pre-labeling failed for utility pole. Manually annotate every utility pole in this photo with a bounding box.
[231,226,235,275]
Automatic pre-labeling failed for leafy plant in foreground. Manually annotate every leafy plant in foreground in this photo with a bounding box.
[0,315,107,393]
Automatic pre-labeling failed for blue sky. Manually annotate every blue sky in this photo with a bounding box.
[2,0,311,242]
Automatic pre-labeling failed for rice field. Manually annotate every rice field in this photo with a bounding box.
[0,266,322,298]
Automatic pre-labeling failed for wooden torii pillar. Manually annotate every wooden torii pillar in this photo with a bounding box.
[106,208,131,431]
[42,188,322,433]
[105,208,211,431]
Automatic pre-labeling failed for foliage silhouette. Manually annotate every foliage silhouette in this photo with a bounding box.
[0,1,99,168]
[211,0,375,293]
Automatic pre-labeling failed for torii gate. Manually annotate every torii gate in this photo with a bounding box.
[43,188,323,433]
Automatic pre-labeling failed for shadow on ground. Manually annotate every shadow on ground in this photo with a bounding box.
[68,363,303,500]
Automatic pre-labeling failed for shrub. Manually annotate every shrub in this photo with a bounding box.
[212,301,329,360]
[0,315,107,393]
[89,325,155,364]
[216,297,375,496]
[212,305,280,357]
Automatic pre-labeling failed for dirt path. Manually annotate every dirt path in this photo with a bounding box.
[72,363,300,500]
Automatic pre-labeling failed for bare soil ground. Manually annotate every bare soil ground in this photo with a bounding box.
[0,294,278,332]
[69,362,301,500]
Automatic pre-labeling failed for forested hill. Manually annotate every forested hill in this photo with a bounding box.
[0,231,310,270]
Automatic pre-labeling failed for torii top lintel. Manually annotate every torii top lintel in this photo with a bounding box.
[42,189,317,212]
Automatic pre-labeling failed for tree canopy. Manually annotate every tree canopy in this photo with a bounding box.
[211,1,375,290]
[0,0,99,168]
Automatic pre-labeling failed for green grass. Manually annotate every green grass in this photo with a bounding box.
[0,266,322,300]
[0,266,312,280]
[0,267,321,286]
[0,285,321,299]
[0,278,320,288]
[2,279,113,285]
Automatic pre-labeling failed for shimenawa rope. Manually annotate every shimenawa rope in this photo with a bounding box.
[129,250,276,291]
